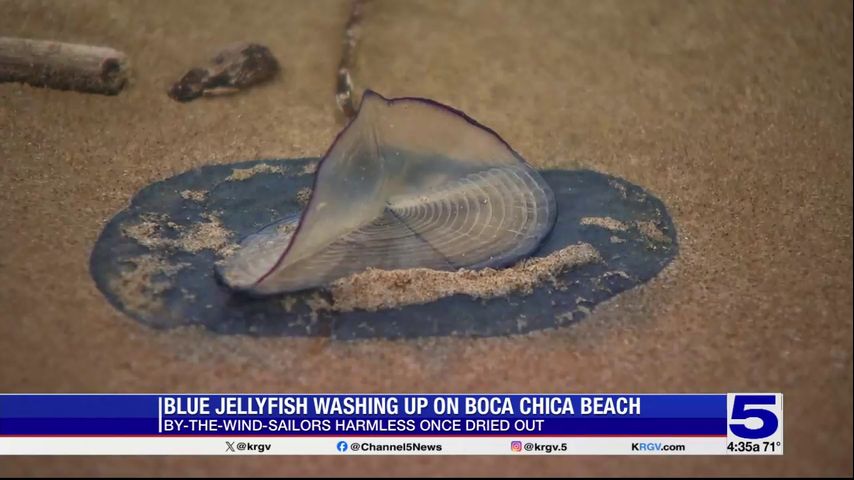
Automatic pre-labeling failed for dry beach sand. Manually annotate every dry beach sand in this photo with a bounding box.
[1,0,852,476]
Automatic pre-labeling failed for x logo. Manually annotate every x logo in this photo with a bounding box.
[225,441,235,452]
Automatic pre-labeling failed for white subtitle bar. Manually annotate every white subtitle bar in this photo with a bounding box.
[0,436,782,455]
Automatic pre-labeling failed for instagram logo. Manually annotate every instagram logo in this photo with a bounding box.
[511,441,523,452]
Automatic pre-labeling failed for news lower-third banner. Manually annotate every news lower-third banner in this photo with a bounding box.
[0,393,783,455]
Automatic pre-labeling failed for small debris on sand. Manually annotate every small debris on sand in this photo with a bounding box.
[277,222,297,235]
[296,187,312,206]
[122,212,237,257]
[168,42,280,102]
[281,296,298,313]
[179,190,208,202]
[556,311,574,324]
[306,292,333,312]
[603,270,631,280]
[225,163,285,182]
[109,254,188,316]
[302,161,319,175]
[326,243,601,312]
[180,214,237,255]
[581,216,628,231]
[636,220,671,244]
[121,213,171,250]
[609,179,628,198]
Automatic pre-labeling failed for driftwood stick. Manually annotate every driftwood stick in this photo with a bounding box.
[335,0,365,121]
[0,37,128,95]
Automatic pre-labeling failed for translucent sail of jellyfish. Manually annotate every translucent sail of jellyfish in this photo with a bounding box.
[218,91,556,295]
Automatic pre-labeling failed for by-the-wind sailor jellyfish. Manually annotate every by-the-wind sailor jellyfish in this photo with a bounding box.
[217,90,557,295]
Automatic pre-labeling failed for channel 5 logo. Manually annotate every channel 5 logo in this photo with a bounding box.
[727,394,783,440]
[510,441,523,452]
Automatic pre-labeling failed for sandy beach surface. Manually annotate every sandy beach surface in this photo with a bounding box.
[1,0,852,476]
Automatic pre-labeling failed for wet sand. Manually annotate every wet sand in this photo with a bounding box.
[1,0,852,476]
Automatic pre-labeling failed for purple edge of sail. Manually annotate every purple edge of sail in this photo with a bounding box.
[251,89,548,290]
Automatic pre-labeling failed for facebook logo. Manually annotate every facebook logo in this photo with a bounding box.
[336,441,348,452]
